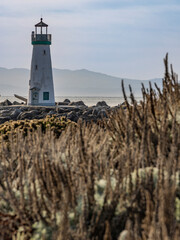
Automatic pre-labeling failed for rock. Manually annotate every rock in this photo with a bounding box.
[0,103,114,124]
[67,107,81,112]
[19,106,28,110]
[10,109,22,119]
[42,108,54,113]
[92,108,99,116]
[97,109,108,118]
[67,111,78,122]
[87,114,96,121]
[69,101,86,107]
[82,109,93,117]
[12,101,21,105]
[0,109,11,116]
[56,102,68,106]
[96,101,109,107]
[76,110,84,117]
[63,99,71,103]
[70,107,81,113]
[57,108,69,113]
[47,110,56,115]
[35,113,47,119]
[0,99,12,106]
[57,108,66,114]
[0,116,11,124]
[18,110,41,120]
[5,99,13,106]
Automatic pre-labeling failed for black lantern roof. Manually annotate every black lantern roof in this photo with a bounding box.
[35,18,48,27]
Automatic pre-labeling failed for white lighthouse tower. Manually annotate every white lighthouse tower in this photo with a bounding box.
[28,18,55,106]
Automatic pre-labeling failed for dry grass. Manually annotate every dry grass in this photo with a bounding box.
[0,54,180,240]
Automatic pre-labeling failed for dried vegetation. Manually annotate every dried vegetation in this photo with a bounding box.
[0,55,180,239]
[0,115,72,140]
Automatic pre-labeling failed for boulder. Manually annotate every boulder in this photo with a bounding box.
[35,113,47,119]
[76,110,84,117]
[0,99,12,106]
[10,109,22,119]
[43,108,54,113]
[67,111,78,122]
[57,108,66,114]
[83,113,97,122]
[71,107,81,113]
[18,110,41,120]
[0,109,12,116]
[82,109,93,117]
[12,101,21,105]
[97,109,108,118]
[56,102,68,106]
[0,116,11,124]
[96,101,109,107]
[63,99,71,103]
[88,114,96,120]
[92,108,99,116]
[69,101,86,107]
[47,110,56,115]
[5,99,13,106]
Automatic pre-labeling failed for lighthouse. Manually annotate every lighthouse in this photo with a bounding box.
[28,18,55,106]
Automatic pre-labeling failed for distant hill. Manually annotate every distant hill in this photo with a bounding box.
[0,67,162,97]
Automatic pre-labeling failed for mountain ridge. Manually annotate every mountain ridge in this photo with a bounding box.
[0,67,162,96]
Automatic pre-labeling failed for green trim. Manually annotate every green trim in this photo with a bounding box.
[32,41,51,45]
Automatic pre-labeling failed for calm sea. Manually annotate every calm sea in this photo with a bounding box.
[0,96,143,107]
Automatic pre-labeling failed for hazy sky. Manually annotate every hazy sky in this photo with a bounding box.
[0,0,180,79]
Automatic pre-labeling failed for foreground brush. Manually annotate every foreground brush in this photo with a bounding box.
[0,54,180,240]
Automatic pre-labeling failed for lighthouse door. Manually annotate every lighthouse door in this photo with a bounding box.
[32,90,39,105]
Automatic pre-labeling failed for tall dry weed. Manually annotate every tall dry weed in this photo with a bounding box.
[0,54,180,239]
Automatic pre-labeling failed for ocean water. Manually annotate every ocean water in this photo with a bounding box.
[0,96,143,107]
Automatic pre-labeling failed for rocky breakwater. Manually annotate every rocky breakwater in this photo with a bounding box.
[0,99,121,124]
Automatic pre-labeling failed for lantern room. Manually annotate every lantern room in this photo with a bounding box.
[31,18,51,45]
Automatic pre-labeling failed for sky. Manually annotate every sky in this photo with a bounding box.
[0,0,180,79]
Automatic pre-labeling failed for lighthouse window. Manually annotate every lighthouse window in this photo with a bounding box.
[35,65,38,70]
[43,50,46,55]
[43,92,49,100]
